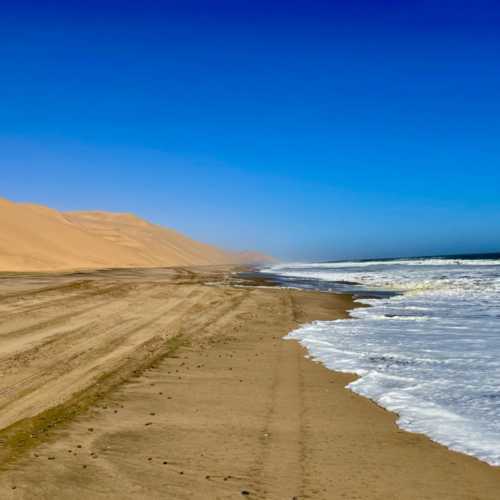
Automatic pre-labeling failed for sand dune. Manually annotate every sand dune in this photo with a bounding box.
[0,198,272,271]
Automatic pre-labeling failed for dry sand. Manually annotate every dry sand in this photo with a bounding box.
[0,198,272,271]
[0,268,498,499]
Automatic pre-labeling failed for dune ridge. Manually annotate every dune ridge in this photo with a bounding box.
[0,197,273,271]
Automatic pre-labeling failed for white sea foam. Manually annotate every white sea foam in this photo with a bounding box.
[265,257,500,466]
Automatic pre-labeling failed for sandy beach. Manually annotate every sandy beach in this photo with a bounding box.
[0,267,498,499]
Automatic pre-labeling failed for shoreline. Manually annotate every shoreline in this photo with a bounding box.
[0,267,498,498]
[255,267,500,469]
[288,332,500,471]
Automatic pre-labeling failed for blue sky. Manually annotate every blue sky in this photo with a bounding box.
[1,1,499,260]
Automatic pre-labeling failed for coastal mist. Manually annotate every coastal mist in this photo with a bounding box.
[263,255,500,465]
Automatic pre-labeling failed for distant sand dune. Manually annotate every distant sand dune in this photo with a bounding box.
[0,198,273,271]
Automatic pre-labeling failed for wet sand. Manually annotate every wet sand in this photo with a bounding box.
[0,268,498,499]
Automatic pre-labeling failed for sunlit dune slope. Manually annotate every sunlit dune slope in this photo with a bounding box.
[64,211,235,267]
[0,198,273,271]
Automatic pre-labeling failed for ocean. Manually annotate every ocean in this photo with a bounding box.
[261,253,500,466]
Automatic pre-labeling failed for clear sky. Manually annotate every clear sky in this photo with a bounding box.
[1,1,499,261]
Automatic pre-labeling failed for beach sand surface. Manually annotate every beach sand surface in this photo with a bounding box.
[0,268,498,499]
